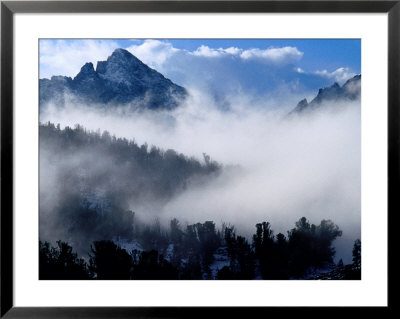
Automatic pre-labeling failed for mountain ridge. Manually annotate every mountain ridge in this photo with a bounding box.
[289,74,361,115]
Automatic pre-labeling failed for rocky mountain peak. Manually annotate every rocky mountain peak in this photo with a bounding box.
[74,63,98,82]
[289,75,361,115]
[40,48,188,110]
[79,62,95,74]
[295,98,309,112]
[109,48,140,63]
[97,49,144,75]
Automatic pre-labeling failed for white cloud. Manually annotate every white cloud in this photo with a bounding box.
[191,45,227,57]
[224,47,242,55]
[240,46,304,65]
[40,40,119,79]
[189,45,241,58]
[124,41,307,96]
[314,67,356,84]
[125,40,179,69]
[189,44,304,66]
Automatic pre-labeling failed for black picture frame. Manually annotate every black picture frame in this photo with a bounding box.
[1,1,396,317]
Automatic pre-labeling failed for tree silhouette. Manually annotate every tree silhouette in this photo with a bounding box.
[89,240,132,279]
[39,215,349,280]
[223,227,254,279]
[287,217,342,277]
[39,240,90,280]
[252,222,280,279]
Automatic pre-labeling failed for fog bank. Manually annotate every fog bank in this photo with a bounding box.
[40,89,360,263]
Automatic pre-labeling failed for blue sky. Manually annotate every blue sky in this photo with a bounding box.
[40,39,361,101]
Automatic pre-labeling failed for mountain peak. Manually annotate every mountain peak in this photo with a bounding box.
[106,48,142,66]
[96,48,149,82]
[80,62,95,73]
[295,98,309,112]
[40,48,187,109]
[289,75,361,116]
[74,62,97,82]
[110,48,134,59]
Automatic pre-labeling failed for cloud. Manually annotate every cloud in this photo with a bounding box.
[191,45,229,57]
[239,46,304,65]
[123,41,313,99]
[314,67,357,84]
[189,44,304,66]
[40,39,120,79]
[126,40,179,69]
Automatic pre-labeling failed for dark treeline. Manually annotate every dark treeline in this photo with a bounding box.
[40,122,221,254]
[39,216,361,280]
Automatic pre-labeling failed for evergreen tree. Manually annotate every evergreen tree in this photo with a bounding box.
[287,217,342,277]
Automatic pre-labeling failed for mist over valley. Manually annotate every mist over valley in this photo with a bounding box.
[39,42,361,280]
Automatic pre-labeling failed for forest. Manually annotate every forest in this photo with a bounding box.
[40,122,221,253]
[40,216,361,280]
[39,122,361,280]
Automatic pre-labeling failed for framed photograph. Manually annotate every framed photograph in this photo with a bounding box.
[1,0,396,317]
